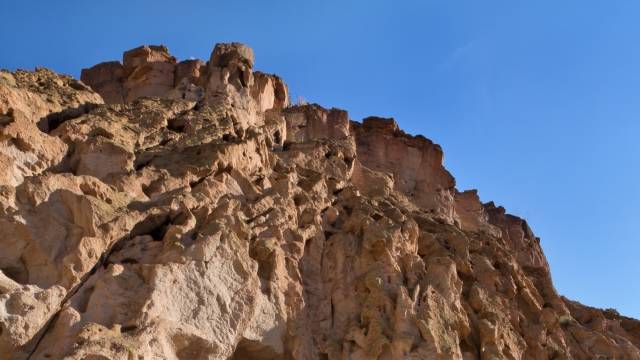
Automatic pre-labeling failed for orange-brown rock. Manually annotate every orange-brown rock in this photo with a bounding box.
[0,43,638,360]
[80,61,125,104]
[121,45,177,102]
[283,104,350,142]
[81,43,289,116]
[352,117,457,223]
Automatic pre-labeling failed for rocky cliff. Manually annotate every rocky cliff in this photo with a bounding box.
[0,43,638,360]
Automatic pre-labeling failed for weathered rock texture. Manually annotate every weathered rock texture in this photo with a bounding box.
[0,43,638,360]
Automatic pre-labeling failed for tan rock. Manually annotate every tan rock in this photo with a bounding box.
[0,68,102,188]
[122,45,177,102]
[252,72,289,112]
[171,59,207,101]
[0,44,638,360]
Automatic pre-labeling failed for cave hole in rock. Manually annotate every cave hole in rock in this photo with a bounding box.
[121,325,138,333]
[238,70,248,88]
[167,117,186,133]
[134,156,154,171]
[273,130,281,145]
[293,194,305,207]
[130,214,172,242]
[141,179,164,199]
[148,220,171,241]
[344,156,354,167]
[460,340,478,357]
[37,103,98,133]
[0,108,14,127]
[1,265,28,284]
[231,338,282,360]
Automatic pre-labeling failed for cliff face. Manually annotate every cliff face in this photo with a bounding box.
[0,43,638,360]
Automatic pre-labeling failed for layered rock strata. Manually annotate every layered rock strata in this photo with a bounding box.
[0,43,637,359]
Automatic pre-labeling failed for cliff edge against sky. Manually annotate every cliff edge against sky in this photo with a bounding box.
[0,43,638,359]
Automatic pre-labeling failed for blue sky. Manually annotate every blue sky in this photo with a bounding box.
[2,1,638,318]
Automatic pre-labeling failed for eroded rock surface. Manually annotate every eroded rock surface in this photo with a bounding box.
[0,43,638,359]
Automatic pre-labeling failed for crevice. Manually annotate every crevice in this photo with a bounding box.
[26,211,171,359]
[344,156,354,167]
[130,213,172,242]
[76,286,94,313]
[141,179,163,199]
[1,262,29,285]
[238,70,248,88]
[214,164,234,177]
[460,339,479,359]
[121,325,138,333]
[273,130,281,145]
[37,103,99,133]
[246,208,274,224]
[134,155,154,171]
[330,297,335,328]
[189,169,215,189]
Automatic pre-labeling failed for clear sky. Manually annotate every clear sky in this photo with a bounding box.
[2,1,638,318]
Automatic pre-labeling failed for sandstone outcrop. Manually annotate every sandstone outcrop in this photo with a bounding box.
[0,43,637,359]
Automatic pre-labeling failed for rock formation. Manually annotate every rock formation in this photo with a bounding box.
[0,43,637,359]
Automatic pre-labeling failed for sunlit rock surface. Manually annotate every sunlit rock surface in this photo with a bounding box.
[0,43,638,359]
